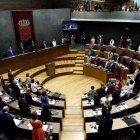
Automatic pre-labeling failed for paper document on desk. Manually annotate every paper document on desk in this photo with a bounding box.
[87,111,93,117]
[36,110,41,115]
[0,91,3,96]
[93,110,102,116]
[28,123,33,130]
[14,119,22,126]
[49,99,56,105]
[32,96,39,101]
[82,94,88,99]
[37,87,42,90]
[136,97,140,102]
[116,104,129,111]
[90,125,98,132]
[42,125,49,131]
[20,90,26,94]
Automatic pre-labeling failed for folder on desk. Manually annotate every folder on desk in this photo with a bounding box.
[124,118,138,126]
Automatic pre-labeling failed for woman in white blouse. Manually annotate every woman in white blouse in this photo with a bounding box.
[52,39,57,47]
[91,36,95,45]
[31,79,38,95]
[126,80,135,99]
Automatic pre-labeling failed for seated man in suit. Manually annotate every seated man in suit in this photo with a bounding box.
[41,41,47,49]
[20,43,25,54]
[25,88,33,105]
[128,58,133,74]
[0,106,16,139]
[88,48,93,56]
[31,41,36,51]
[8,69,14,84]
[7,47,14,57]
[18,93,31,117]
[105,59,111,70]
[94,55,100,66]
[98,109,113,140]
[110,60,116,73]
[98,35,103,45]
[111,85,121,105]
[11,80,20,99]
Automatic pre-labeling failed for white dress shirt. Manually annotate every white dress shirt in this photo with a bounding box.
[127,83,135,97]
[52,41,56,47]
[44,43,46,48]
[91,38,95,45]
[31,83,37,93]
[138,46,140,53]
[110,40,114,46]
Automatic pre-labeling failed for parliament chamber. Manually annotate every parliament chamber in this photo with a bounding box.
[1,0,140,140]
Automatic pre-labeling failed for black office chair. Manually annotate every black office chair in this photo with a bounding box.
[100,53,104,58]
[58,41,61,45]
[2,52,8,58]
[27,46,32,52]
[40,44,43,49]
[50,42,53,47]
[122,51,126,56]
[101,47,105,52]
[112,48,116,53]
[133,54,137,59]
[17,49,21,54]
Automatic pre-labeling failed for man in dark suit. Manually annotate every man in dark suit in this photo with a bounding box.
[105,59,111,70]
[20,43,25,54]
[7,47,14,57]
[98,109,113,140]
[98,35,103,45]
[31,41,36,51]
[18,93,31,117]
[41,41,47,49]
[88,48,93,56]
[8,69,14,84]
[135,71,140,90]
[110,60,116,73]
[94,55,100,66]
[0,106,16,139]
[11,80,20,99]
[111,85,121,105]
[128,58,133,74]
[25,89,33,105]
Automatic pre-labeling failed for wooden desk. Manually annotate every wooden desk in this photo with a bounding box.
[83,65,113,84]
[0,45,69,74]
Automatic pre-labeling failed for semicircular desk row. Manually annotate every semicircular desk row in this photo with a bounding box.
[81,74,140,140]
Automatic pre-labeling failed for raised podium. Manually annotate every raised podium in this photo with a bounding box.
[45,62,55,76]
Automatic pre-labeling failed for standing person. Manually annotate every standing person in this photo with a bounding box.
[91,36,95,45]
[0,106,17,140]
[134,67,139,78]
[52,39,57,47]
[81,32,86,48]
[40,91,49,105]
[110,60,116,73]
[102,100,112,118]
[110,39,114,46]
[105,59,111,70]
[20,43,25,54]
[7,47,14,57]
[41,41,47,49]
[30,111,46,140]
[94,55,100,66]
[89,33,93,43]
[98,35,103,45]
[65,35,70,44]
[87,86,96,99]
[98,109,113,140]
[8,69,14,84]
[31,41,36,51]
[120,36,124,47]
[71,35,75,48]
[77,4,80,11]
[108,50,113,60]
[128,58,133,74]
[26,73,31,88]
[126,36,131,45]
[126,80,135,99]
[106,81,115,95]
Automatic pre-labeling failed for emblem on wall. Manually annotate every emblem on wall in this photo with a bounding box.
[18,19,31,41]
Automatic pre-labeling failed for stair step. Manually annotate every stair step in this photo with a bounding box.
[63,126,83,132]
[63,118,83,126]
[75,64,83,67]
[78,51,85,54]
[75,60,84,64]
[76,54,85,57]
[69,50,78,54]
[65,114,82,119]
[76,57,84,60]
[73,67,83,71]
[73,71,83,74]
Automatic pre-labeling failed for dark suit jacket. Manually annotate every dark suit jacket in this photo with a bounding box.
[0,111,16,136]
[98,117,113,138]
[98,38,103,45]
[31,44,36,51]
[41,43,47,49]
[110,63,116,73]
[128,60,133,72]
[105,61,111,69]
[88,49,93,56]
[135,73,140,87]
[25,93,32,105]
[12,84,20,99]
[7,49,13,57]
[41,110,52,122]
[8,72,14,84]
[18,98,31,117]
[20,46,25,54]
[111,89,121,105]
[94,94,102,107]
[95,57,100,66]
